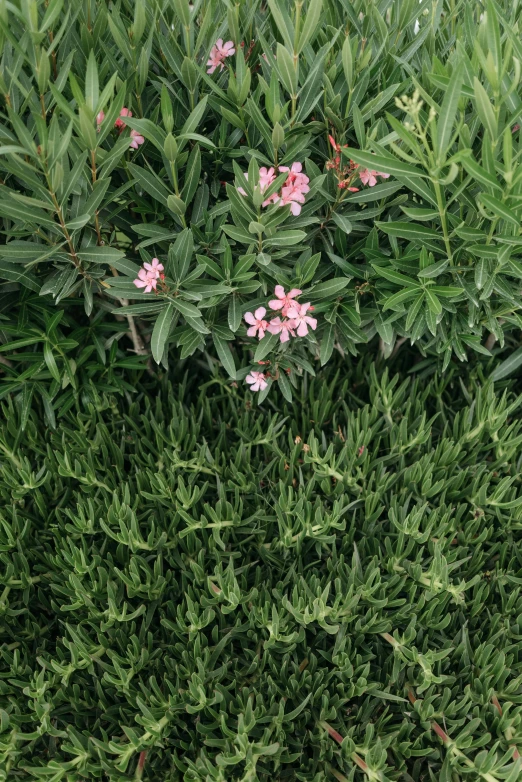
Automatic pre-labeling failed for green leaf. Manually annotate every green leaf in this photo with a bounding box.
[170,298,201,318]
[0,261,41,291]
[436,62,463,160]
[376,222,442,242]
[332,214,352,234]
[310,278,351,298]
[43,341,61,382]
[491,347,522,381]
[425,289,442,315]
[480,194,520,227]
[254,331,279,362]
[372,266,420,288]
[212,332,236,379]
[346,149,426,178]
[181,145,201,206]
[278,370,293,402]
[128,162,171,206]
[473,78,497,140]
[264,230,306,247]
[151,303,175,364]
[297,0,322,53]
[276,44,298,96]
[85,50,99,112]
[320,322,335,366]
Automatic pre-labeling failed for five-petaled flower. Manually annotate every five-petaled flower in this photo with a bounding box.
[269,285,302,317]
[267,317,296,343]
[286,302,317,337]
[244,307,269,339]
[207,39,235,74]
[245,371,268,392]
[133,258,164,293]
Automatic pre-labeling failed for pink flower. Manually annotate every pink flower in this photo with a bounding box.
[286,302,317,337]
[96,111,105,131]
[267,317,296,343]
[144,258,164,276]
[129,129,145,149]
[238,168,276,203]
[259,166,276,191]
[133,258,164,293]
[115,107,132,131]
[269,285,302,317]
[206,39,235,74]
[133,268,158,293]
[245,371,268,392]
[278,184,306,215]
[276,162,310,214]
[359,168,390,187]
[244,307,269,339]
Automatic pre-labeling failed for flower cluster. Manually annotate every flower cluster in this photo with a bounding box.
[206,39,235,74]
[326,135,389,190]
[243,286,318,392]
[132,258,164,293]
[95,107,144,149]
[238,162,310,216]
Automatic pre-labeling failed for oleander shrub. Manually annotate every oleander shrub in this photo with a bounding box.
[1,0,522,406]
[1,355,522,780]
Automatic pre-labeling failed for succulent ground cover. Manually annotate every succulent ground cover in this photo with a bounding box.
[1,352,522,780]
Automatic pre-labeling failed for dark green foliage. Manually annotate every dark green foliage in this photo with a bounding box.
[1,356,522,780]
[1,0,522,400]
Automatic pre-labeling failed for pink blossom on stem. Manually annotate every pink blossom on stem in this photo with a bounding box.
[96,111,105,132]
[286,302,317,337]
[244,307,269,339]
[267,317,296,343]
[245,371,268,392]
[268,285,302,317]
[206,39,236,74]
[129,129,145,149]
[115,107,132,131]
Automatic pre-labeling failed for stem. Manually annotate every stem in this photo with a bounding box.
[432,180,453,264]
[90,149,103,245]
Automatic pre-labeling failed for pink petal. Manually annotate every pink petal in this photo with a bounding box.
[274,285,286,299]
[288,289,302,299]
[247,325,258,337]
[305,316,317,331]
[134,279,147,288]
[296,321,308,337]
[254,307,266,320]
[244,312,256,325]
[269,299,284,310]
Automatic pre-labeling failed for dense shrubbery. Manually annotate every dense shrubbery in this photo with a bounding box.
[1,0,522,408]
[1,353,522,780]
[2,0,522,779]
